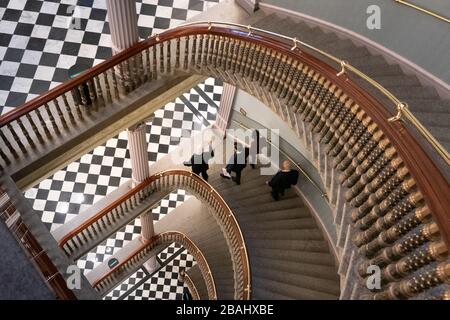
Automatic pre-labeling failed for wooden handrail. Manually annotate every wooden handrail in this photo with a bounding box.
[0,187,76,300]
[92,231,217,300]
[58,175,158,248]
[60,169,251,299]
[2,22,449,297]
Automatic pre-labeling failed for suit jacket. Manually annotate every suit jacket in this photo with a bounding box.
[269,170,299,190]
[184,147,214,172]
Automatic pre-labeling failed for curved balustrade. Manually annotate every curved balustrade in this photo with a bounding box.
[59,169,251,300]
[0,186,76,300]
[181,272,200,300]
[1,22,449,299]
[92,231,217,299]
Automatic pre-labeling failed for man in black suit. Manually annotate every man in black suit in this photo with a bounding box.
[220,142,247,185]
[184,142,214,181]
[266,160,299,201]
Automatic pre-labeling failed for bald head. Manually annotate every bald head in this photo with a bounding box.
[282,160,291,171]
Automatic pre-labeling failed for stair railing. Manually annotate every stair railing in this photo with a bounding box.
[394,0,450,24]
[180,272,201,300]
[1,22,448,299]
[0,186,76,299]
[0,22,448,171]
[59,169,251,300]
[92,231,217,300]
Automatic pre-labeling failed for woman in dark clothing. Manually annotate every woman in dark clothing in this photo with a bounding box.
[266,160,299,201]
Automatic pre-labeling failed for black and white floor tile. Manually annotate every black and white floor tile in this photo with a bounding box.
[104,247,196,300]
[0,0,223,115]
[24,78,221,232]
[2,0,224,300]
[77,190,189,275]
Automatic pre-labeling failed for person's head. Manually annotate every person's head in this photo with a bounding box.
[282,160,291,171]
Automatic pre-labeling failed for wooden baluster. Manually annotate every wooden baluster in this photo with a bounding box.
[132,55,141,87]
[44,103,60,135]
[357,201,429,256]
[110,69,120,100]
[86,79,97,112]
[102,72,112,103]
[359,222,440,274]
[138,51,146,84]
[191,35,197,68]
[117,62,129,93]
[159,42,165,74]
[382,241,448,283]
[213,35,220,68]
[152,45,157,80]
[53,98,68,130]
[8,123,27,154]
[60,93,76,125]
[349,158,404,206]
[145,48,151,80]
[17,117,36,149]
[35,108,52,139]
[166,40,172,74]
[94,76,105,108]
[175,37,181,69]
[0,129,18,160]
[127,58,137,90]
[197,35,204,67]
[374,262,450,299]
[183,36,189,70]
[26,113,44,145]
[203,35,210,66]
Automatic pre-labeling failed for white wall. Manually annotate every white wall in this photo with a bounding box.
[231,88,309,159]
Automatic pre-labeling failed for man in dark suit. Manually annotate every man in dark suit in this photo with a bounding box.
[220,142,247,185]
[266,160,299,201]
[184,142,214,181]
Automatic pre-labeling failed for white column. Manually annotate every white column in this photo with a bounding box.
[127,122,159,272]
[106,0,139,54]
[215,83,236,136]
[127,123,149,186]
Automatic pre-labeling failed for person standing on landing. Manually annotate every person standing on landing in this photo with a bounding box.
[266,160,299,201]
[184,141,214,181]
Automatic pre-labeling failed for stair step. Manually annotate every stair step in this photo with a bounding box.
[238,207,310,221]
[373,74,421,87]
[252,276,338,300]
[241,217,317,230]
[247,238,330,252]
[245,228,324,241]
[251,256,339,281]
[242,197,304,214]
[414,111,450,127]
[250,247,336,266]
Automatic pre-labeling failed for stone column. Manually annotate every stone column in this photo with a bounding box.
[106,0,139,54]
[127,123,149,186]
[215,83,236,136]
[127,122,159,272]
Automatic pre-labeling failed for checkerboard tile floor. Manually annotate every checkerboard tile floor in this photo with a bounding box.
[77,190,190,275]
[24,78,221,232]
[0,0,223,115]
[104,247,196,300]
[1,0,224,301]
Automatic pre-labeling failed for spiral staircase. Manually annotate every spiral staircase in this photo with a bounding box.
[0,3,449,300]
